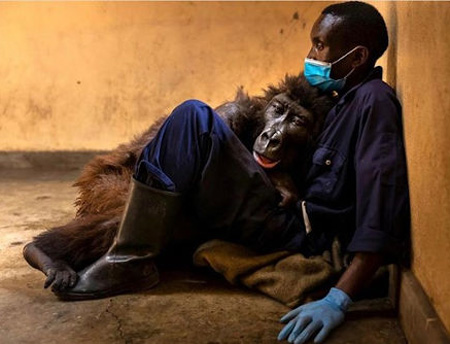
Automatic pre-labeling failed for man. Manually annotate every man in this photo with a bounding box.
[277,2,409,343]
[56,2,409,343]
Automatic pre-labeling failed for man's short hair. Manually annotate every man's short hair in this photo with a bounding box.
[322,1,389,64]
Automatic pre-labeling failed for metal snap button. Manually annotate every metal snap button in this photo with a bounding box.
[325,159,332,166]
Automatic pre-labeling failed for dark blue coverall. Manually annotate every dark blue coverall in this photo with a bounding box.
[135,99,308,254]
[135,67,410,259]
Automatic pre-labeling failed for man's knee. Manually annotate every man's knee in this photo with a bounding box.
[149,99,220,149]
[177,99,208,111]
[171,99,212,122]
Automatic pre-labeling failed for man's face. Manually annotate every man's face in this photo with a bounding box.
[307,14,354,80]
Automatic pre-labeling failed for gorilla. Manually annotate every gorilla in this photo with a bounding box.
[23,73,336,291]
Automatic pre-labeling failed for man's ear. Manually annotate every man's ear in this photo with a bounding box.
[352,46,370,68]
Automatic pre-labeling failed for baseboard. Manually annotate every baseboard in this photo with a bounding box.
[398,269,450,344]
[0,151,109,170]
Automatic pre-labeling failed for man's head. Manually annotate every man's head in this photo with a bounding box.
[306,1,388,90]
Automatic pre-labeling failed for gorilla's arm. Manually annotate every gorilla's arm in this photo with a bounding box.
[23,242,77,291]
[265,170,299,208]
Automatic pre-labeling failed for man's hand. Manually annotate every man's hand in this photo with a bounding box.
[278,287,352,344]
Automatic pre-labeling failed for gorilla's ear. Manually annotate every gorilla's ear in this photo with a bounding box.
[234,86,249,103]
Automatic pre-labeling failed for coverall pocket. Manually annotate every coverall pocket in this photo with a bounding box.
[135,160,177,192]
[309,146,346,197]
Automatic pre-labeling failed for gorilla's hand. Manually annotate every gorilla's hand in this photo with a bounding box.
[23,242,78,292]
[43,260,78,291]
[267,171,299,208]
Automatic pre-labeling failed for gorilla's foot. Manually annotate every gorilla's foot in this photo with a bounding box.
[53,254,159,301]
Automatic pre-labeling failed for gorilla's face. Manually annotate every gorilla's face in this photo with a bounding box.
[253,93,314,170]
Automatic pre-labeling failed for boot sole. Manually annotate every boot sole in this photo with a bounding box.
[54,276,160,302]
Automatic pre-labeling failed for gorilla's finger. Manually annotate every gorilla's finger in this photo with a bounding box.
[44,270,56,289]
[51,273,63,291]
[69,272,78,288]
[60,271,70,290]
[279,198,289,208]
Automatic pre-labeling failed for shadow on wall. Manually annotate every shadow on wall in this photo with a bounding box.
[386,1,397,90]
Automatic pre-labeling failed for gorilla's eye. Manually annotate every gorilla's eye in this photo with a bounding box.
[292,115,309,127]
[272,102,284,115]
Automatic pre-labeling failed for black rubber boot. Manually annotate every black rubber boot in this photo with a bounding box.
[55,177,182,301]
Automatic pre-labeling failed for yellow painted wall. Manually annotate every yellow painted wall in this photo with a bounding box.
[0,1,332,151]
[376,1,450,333]
[1,0,449,334]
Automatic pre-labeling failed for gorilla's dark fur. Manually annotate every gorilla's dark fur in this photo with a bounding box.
[30,74,335,272]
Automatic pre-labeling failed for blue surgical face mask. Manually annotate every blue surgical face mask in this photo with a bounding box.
[304,46,362,92]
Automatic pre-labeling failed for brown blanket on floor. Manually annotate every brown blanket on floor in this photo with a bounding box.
[193,239,346,308]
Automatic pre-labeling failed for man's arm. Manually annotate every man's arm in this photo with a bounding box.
[335,252,383,298]
[277,252,383,344]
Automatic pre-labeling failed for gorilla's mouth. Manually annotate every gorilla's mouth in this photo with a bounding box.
[253,151,281,169]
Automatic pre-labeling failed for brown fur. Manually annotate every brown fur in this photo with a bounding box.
[32,73,336,271]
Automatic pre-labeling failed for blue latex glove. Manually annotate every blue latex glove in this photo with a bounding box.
[278,287,352,344]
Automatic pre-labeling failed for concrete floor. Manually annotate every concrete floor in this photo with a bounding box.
[0,168,407,344]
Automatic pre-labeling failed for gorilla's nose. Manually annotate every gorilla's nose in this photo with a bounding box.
[262,130,283,148]
[254,128,284,159]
